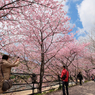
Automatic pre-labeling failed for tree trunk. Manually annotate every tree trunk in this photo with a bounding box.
[38,34,45,93]
[75,68,78,84]
[39,56,44,93]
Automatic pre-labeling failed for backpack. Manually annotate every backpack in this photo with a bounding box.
[62,71,67,80]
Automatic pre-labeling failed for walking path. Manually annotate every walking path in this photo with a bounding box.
[1,81,95,95]
[45,81,95,95]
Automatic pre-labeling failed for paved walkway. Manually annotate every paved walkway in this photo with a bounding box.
[1,81,95,95]
[45,81,95,95]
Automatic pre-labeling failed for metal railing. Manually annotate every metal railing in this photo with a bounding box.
[3,73,74,95]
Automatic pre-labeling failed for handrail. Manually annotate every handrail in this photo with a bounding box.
[3,73,72,95]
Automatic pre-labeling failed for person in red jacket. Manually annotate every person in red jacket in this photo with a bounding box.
[61,65,69,95]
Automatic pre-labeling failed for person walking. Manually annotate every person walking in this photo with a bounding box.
[94,75,95,82]
[61,65,69,95]
[0,55,20,94]
[91,74,94,81]
[77,72,83,85]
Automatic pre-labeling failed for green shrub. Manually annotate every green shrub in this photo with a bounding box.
[10,75,16,79]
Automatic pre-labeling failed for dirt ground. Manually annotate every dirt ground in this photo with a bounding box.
[45,81,95,95]
[1,81,95,95]
[1,90,32,95]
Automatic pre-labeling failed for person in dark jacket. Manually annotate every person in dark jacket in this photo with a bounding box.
[77,72,83,85]
[61,66,69,95]
[91,74,94,81]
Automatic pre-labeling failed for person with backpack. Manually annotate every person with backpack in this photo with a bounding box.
[77,72,83,85]
[0,55,20,93]
[61,65,69,95]
[91,74,95,82]
[91,74,94,81]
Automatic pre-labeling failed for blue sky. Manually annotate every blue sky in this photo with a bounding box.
[67,1,83,28]
[64,0,95,40]
[66,0,84,39]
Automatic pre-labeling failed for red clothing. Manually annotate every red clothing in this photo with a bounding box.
[61,69,69,82]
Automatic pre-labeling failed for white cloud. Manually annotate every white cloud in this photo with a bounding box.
[77,27,85,35]
[77,0,95,32]
[76,0,95,42]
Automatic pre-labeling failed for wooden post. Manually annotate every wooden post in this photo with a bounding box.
[32,82,34,95]
[58,75,61,89]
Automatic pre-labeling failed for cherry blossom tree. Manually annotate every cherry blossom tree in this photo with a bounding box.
[1,0,95,91]
[0,0,73,92]
[53,42,90,82]
[0,0,53,20]
[55,42,89,67]
[79,52,95,80]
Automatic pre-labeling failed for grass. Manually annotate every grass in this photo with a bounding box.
[34,88,55,95]
[84,80,89,83]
